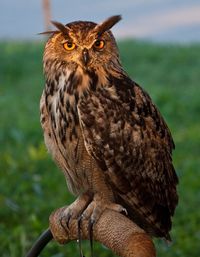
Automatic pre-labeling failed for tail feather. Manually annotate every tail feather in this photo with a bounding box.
[116,194,173,240]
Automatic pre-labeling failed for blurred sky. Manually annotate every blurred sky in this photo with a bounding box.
[1,0,200,43]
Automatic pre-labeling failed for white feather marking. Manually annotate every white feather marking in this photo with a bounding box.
[51,70,71,118]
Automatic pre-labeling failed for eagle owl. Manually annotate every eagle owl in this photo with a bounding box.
[40,15,178,241]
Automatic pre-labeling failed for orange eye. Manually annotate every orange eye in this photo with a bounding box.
[63,41,76,51]
[94,39,105,50]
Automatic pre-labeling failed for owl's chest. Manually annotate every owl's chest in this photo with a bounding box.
[45,71,87,144]
[41,85,94,195]
[47,88,82,160]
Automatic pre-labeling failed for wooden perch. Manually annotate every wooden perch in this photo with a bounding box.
[49,206,156,257]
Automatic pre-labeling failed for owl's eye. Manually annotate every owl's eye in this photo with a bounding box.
[63,41,76,51]
[93,39,105,50]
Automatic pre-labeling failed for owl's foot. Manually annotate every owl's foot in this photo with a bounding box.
[59,192,92,257]
[80,194,127,222]
[60,192,92,228]
[78,194,127,257]
[60,193,127,257]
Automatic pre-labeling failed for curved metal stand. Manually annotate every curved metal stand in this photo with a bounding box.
[24,228,53,257]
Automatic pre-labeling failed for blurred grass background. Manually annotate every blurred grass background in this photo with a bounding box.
[0,40,200,257]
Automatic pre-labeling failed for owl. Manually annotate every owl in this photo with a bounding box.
[40,15,178,243]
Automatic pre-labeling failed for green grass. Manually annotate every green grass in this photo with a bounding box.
[0,40,200,257]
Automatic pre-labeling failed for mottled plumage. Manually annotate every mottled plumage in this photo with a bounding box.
[40,15,178,241]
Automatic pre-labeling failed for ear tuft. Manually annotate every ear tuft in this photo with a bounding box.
[51,21,69,35]
[38,30,59,35]
[94,15,122,36]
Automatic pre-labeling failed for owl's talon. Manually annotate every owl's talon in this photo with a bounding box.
[59,215,69,235]
[121,207,128,215]
[88,218,95,257]
[61,208,74,229]
[66,212,72,228]
[78,215,84,257]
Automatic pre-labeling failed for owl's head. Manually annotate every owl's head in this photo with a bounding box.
[43,15,121,71]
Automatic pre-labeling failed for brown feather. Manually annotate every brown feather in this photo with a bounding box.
[78,74,178,239]
[94,15,122,36]
[38,30,59,35]
[51,20,70,35]
[38,20,71,35]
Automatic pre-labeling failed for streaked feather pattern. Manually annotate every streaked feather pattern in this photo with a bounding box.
[78,73,178,238]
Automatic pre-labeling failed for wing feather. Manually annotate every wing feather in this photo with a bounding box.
[78,74,178,238]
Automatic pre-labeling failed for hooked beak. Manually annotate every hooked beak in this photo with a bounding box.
[82,48,89,66]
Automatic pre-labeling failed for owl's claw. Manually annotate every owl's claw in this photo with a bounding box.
[88,218,95,257]
[78,215,84,257]
[59,214,70,236]
[77,214,94,257]
[66,211,72,228]
[122,207,128,216]
[59,208,73,230]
